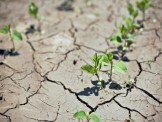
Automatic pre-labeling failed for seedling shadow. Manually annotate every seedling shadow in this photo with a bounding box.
[78,80,109,96]
[25,25,36,35]
[111,49,130,62]
[136,20,144,30]
[109,82,122,90]
[57,0,74,11]
[0,49,19,56]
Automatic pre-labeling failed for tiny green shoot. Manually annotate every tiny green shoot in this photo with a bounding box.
[73,110,100,122]
[0,25,23,51]
[81,53,127,83]
[28,2,41,32]
[136,0,151,21]
[81,53,103,83]
[127,3,139,21]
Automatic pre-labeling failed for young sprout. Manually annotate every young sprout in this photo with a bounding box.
[127,3,139,22]
[102,53,127,82]
[136,0,151,21]
[0,25,23,51]
[28,2,41,32]
[110,19,138,53]
[73,110,100,122]
[81,53,104,88]
[81,53,127,84]
[110,25,130,52]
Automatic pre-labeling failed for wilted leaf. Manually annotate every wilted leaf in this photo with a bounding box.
[73,111,87,119]
[29,2,38,17]
[113,61,127,74]
[11,30,23,42]
[0,25,10,34]
[89,114,100,122]
[81,64,96,75]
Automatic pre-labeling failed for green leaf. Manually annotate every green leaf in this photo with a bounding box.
[92,53,102,69]
[28,2,38,18]
[106,53,113,61]
[133,10,138,18]
[81,64,97,75]
[136,0,150,11]
[113,61,127,74]
[100,55,110,66]
[128,3,134,15]
[128,3,138,19]
[110,34,122,44]
[11,30,23,42]
[73,111,87,119]
[0,25,10,34]
[128,33,137,40]
[92,53,98,66]
[89,114,100,122]
[120,25,128,38]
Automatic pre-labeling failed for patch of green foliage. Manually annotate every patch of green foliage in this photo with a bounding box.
[0,25,23,50]
[81,53,127,86]
[73,111,100,122]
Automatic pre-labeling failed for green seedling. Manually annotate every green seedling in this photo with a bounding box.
[0,25,23,51]
[28,2,41,32]
[81,53,127,84]
[109,2,140,54]
[136,0,151,21]
[101,53,127,81]
[127,3,139,22]
[81,53,103,87]
[110,23,137,52]
[73,110,100,122]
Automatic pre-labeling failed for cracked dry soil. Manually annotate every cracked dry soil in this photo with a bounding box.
[0,0,162,122]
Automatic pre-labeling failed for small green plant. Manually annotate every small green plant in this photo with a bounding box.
[110,3,139,53]
[73,110,100,122]
[127,3,139,22]
[28,2,41,32]
[110,23,137,52]
[81,53,127,87]
[81,53,102,81]
[136,0,151,21]
[0,25,23,51]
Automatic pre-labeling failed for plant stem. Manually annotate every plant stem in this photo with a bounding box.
[109,61,113,82]
[37,18,41,32]
[142,10,145,22]
[96,73,104,89]
[9,29,15,51]
[96,73,100,81]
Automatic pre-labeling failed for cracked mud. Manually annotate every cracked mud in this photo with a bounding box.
[0,0,162,122]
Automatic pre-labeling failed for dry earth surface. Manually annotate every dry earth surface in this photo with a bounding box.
[0,0,162,122]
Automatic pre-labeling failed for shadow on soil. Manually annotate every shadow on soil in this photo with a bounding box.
[109,82,122,90]
[78,80,122,96]
[111,45,133,62]
[57,0,74,11]
[0,49,19,56]
[25,25,36,35]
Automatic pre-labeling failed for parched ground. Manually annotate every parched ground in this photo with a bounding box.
[0,0,162,122]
